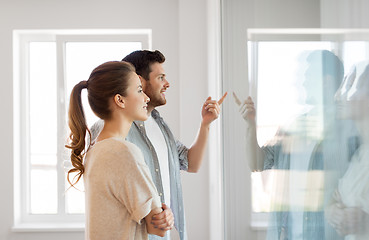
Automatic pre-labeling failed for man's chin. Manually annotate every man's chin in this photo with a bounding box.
[151,100,167,108]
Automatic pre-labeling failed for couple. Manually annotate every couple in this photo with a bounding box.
[65,50,227,240]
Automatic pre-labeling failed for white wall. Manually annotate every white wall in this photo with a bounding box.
[0,0,212,239]
[178,0,209,239]
[320,0,369,28]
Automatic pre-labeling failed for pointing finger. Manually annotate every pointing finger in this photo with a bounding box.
[218,92,228,105]
[246,96,254,104]
[232,91,241,106]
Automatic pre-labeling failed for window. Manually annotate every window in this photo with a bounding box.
[246,30,369,220]
[13,29,150,229]
[222,29,369,239]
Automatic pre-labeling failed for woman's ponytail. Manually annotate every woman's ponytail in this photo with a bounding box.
[65,61,136,188]
[65,80,90,187]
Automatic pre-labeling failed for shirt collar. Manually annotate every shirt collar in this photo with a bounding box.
[133,109,161,129]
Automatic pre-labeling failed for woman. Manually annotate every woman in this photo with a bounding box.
[66,61,173,239]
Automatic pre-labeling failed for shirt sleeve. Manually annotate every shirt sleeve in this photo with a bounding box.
[89,119,104,144]
[176,139,189,171]
[262,145,275,170]
[109,141,162,224]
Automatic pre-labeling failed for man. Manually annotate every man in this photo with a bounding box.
[93,50,226,240]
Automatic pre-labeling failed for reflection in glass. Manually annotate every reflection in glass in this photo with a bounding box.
[253,42,331,146]
[238,39,369,240]
[326,62,369,239]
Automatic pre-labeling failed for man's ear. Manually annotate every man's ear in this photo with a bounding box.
[114,94,125,108]
[138,75,147,89]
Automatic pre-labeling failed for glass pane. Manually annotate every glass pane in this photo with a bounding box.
[28,42,58,215]
[252,42,332,215]
[342,41,368,74]
[64,41,141,214]
[30,167,57,214]
[65,172,85,214]
[29,42,57,162]
[248,40,369,240]
[30,154,56,167]
[255,41,332,146]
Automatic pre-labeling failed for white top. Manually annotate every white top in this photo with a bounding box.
[338,145,369,240]
[145,116,171,239]
[84,137,161,240]
[145,116,171,207]
[339,145,369,211]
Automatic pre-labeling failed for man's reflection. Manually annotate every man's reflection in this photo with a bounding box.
[234,50,348,240]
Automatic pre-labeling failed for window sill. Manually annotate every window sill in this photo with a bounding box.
[250,221,268,231]
[12,222,84,232]
[250,212,268,231]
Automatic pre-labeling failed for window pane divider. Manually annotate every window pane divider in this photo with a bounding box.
[56,38,67,216]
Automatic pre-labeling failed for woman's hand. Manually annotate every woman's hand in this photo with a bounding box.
[151,203,174,231]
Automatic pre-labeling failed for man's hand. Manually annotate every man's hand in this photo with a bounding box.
[201,92,227,126]
[151,203,174,231]
[233,92,256,123]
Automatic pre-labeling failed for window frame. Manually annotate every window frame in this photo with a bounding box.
[221,28,369,239]
[13,29,151,231]
[247,28,369,229]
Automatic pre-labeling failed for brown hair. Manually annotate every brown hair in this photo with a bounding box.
[65,61,135,187]
[122,50,165,80]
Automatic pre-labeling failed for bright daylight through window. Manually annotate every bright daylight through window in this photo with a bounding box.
[247,30,369,217]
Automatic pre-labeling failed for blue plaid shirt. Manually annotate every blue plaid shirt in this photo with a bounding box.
[126,109,188,240]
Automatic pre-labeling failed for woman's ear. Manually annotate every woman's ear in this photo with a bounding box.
[114,94,125,108]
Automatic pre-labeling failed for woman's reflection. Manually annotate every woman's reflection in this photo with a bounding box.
[327,61,369,240]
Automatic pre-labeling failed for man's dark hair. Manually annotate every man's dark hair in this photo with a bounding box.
[306,49,344,89]
[122,50,165,80]
[305,50,344,105]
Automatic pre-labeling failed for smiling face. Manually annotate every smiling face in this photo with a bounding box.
[141,62,169,110]
[122,72,150,121]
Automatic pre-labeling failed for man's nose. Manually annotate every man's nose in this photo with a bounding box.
[164,79,170,88]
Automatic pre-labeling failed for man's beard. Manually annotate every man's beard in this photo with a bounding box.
[147,92,166,108]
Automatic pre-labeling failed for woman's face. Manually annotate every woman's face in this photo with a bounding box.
[122,72,150,121]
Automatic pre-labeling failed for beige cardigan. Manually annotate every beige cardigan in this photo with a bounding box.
[84,137,161,240]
